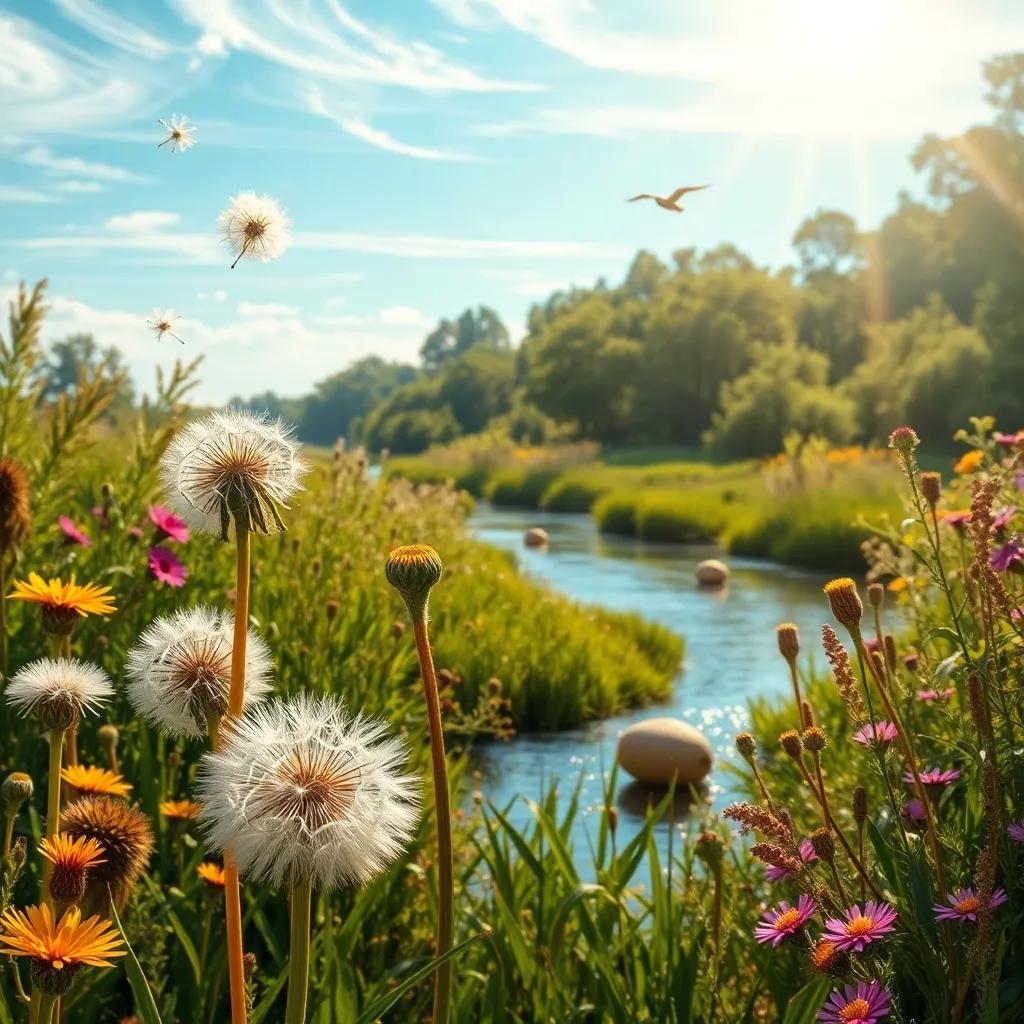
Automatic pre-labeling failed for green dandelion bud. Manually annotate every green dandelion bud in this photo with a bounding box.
[386,544,443,620]
[3,772,33,814]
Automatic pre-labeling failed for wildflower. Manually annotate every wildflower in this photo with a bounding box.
[809,940,850,978]
[808,828,836,864]
[776,623,799,661]
[852,721,899,747]
[219,191,291,268]
[61,766,131,799]
[147,504,189,543]
[901,799,927,825]
[58,516,90,547]
[907,767,960,788]
[160,800,202,821]
[722,802,793,844]
[765,837,817,882]
[888,426,919,456]
[823,578,863,627]
[992,506,1016,533]
[734,732,756,758]
[157,114,196,152]
[954,450,984,474]
[196,694,420,890]
[822,625,866,721]
[197,862,226,888]
[990,535,1023,572]
[5,659,113,731]
[941,509,972,530]
[933,887,1008,923]
[994,430,1022,447]
[0,456,30,550]
[60,796,154,909]
[8,573,116,634]
[779,730,803,759]
[818,980,892,1024]
[886,577,908,593]
[39,834,106,904]
[754,895,817,946]
[915,687,954,702]
[822,901,898,951]
[160,409,305,540]
[146,308,184,344]
[1007,821,1024,844]
[385,544,444,620]
[0,904,124,995]
[902,651,919,671]
[920,471,941,507]
[148,546,188,587]
[126,607,273,737]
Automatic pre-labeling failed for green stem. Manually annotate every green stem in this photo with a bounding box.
[42,729,65,909]
[37,993,56,1024]
[2,813,14,861]
[284,879,312,1024]
[413,616,454,1024]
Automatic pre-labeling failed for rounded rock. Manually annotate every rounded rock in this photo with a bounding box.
[617,717,713,786]
[695,558,729,587]
[523,527,549,548]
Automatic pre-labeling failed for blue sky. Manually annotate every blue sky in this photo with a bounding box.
[3,0,1023,403]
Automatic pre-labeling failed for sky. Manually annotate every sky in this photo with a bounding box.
[2,0,1023,404]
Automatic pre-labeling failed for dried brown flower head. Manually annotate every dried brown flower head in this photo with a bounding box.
[0,456,30,551]
[823,578,863,628]
[776,623,799,662]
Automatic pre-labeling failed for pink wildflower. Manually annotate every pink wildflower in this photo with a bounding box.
[822,901,897,952]
[933,887,1007,923]
[818,980,892,1024]
[764,838,817,882]
[148,546,188,587]
[58,515,90,547]
[852,721,898,747]
[907,767,960,788]
[148,504,189,543]
[754,895,817,947]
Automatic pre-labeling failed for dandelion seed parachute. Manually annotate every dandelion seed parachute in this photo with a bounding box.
[218,191,291,267]
[196,694,420,891]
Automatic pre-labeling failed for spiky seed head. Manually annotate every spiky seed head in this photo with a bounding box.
[823,578,863,628]
[809,939,850,977]
[776,623,799,662]
[808,827,835,863]
[0,456,30,551]
[695,830,724,868]
[3,772,33,812]
[779,730,803,759]
[852,785,868,825]
[888,426,920,456]
[735,732,756,759]
[920,471,942,507]
[5,659,113,731]
[802,726,828,752]
[385,545,443,620]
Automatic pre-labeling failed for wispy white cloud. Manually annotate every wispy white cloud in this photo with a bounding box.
[378,305,433,328]
[105,210,181,232]
[0,186,59,205]
[54,180,105,194]
[52,0,176,58]
[22,145,145,182]
[197,290,228,301]
[237,300,299,317]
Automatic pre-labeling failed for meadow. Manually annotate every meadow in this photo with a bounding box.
[0,284,1022,1024]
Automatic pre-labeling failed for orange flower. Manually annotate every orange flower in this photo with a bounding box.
[954,450,984,474]
[61,765,132,798]
[887,578,908,593]
[160,800,202,821]
[197,862,226,888]
[9,573,116,619]
[39,834,107,904]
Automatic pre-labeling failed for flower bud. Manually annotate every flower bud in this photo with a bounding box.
[98,725,119,771]
[852,785,867,825]
[888,425,920,456]
[802,726,828,753]
[695,830,724,868]
[823,578,863,628]
[801,701,815,727]
[735,732,756,759]
[867,582,884,609]
[883,634,897,672]
[325,598,339,621]
[385,544,444,620]
[810,939,850,977]
[808,827,835,863]
[920,471,941,507]
[779,730,802,759]
[3,771,33,813]
[776,623,799,662]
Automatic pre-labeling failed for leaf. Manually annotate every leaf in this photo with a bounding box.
[934,651,962,679]
[108,891,164,1024]
[141,875,200,987]
[354,929,490,1024]
[781,977,831,1024]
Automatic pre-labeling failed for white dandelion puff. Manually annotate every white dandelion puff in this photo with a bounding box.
[146,308,184,344]
[218,191,290,268]
[5,658,113,730]
[126,607,273,737]
[158,114,197,152]
[159,408,306,540]
[195,695,420,890]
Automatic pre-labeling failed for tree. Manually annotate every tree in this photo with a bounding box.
[437,348,516,435]
[419,306,509,372]
[793,210,861,278]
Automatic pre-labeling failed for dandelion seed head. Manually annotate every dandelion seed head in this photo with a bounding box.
[126,607,273,737]
[218,191,290,267]
[158,115,197,152]
[5,659,113,731]
[146,308,184,345]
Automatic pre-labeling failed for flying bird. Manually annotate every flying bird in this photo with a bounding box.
[627,185,710,212]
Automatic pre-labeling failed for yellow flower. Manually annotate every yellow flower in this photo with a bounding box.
[8,573,116,618]
[197,862,226,888]
[39,834,106,872]
[887,578,908,593]
[61,765,132,798]
[0,904,124,993]
[160,799,202,821]
[954,450,984,474]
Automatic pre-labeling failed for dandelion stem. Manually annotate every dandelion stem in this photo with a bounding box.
[787,660,806,728]
[413,616,454,1024]
[284,878,313,1024]
[42,728,65,909]
[228,527,251,719]
[37,993,56,1024]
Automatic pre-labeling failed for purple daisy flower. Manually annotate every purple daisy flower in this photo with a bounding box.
[907,767,960,787]
[992,506,1017,533]
[1008,821,1024,844]
[764,838,817,882]
[58,515,91,547]
[934,887,1008,923]
[822,901,897,951]
[148,545,188,588]
[916,688,954,702]
[754,894,817,947]
[901,799,927,825]
[818,980,892,1024]
[852,721,898,747]
[991,535,1024,572]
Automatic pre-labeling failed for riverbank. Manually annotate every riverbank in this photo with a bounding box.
[387,442,901,571]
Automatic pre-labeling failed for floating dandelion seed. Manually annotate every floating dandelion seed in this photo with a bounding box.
[5,659,113,731]
[196,694,419,890]
[147,308,184,345]
[126,607,273,737]
[219,191,291,268]
[159,409,305,540]
[158,115,196,152]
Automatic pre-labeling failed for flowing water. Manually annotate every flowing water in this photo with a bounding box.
[467,502,834,853]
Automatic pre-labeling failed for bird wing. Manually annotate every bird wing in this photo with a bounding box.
[667,185,710,202]
[627,194,658,202]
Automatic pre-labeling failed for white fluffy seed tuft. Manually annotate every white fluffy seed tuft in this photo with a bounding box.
[218,191,290,266]
[5,658,113,723]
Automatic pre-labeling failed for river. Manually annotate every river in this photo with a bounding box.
[467,502,834,851]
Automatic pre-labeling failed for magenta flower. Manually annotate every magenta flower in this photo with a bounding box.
[992,506,1017,533]
[990,535,1023,572]
[822,901,897,951]
[916,688,954,702]
[902,651,919,671]
[901,799,927,825]
[933,887,1007,923]
[852,721,898,747]
[765,838,817,882]
[148,546,188,588]
[993,430,1022,447]
[148,504,189,544]
[128,525,144,540]
[907,767,960,787]
[818,980,892,1024]
[1016,471,1024,491]
[1007,821,1024,844]
[941,510,972,529]
[754,895,817,947]
[90,505,109,528]
[58,515,90,547]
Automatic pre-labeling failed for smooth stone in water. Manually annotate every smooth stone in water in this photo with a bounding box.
[695,558,729,587]
[524,527,549,548]
[617,717,713,785]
